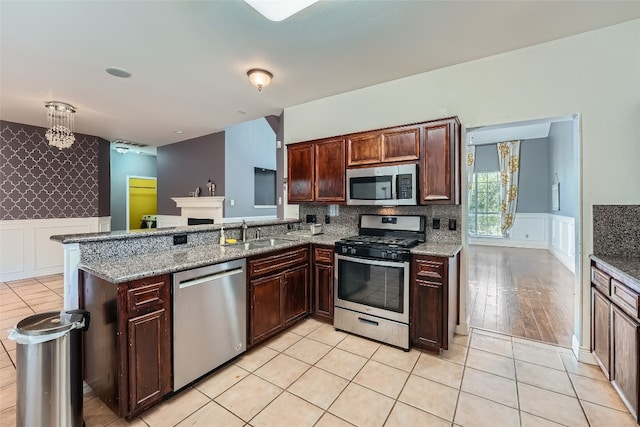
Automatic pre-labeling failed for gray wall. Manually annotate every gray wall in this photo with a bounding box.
[548,120,577,218]
[517,138,549,213]
[157,131,225,216]
[110,151,157,231]
[224,118,276,219]
[471,139,550,213]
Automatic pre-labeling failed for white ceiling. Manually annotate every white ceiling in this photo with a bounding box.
[1,1,638,147]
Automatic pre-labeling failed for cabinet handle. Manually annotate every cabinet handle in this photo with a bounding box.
[358,317,379,326]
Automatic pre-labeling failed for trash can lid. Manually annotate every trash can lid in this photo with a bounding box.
[16,311,84,336]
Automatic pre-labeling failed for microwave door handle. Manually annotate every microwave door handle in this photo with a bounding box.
[392,174,398,200]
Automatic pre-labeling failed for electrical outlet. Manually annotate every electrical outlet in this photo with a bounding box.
[173,234,187,245]
[306,214,317,223]
[448,219,457,231]
[432,218,440,229]
[325,215,330,224]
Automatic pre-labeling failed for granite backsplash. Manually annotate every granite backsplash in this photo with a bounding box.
[297,204,462,245]
[593,205,640,257]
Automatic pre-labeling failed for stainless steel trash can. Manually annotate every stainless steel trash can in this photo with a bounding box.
[8,310,90,427]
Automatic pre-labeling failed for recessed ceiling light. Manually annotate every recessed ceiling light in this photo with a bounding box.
[106,67,131,78]
[244,0,318,21]
[238,110,247,114]
[173,130,184,134]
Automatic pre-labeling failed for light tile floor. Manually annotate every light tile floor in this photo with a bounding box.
[0,274,636,426]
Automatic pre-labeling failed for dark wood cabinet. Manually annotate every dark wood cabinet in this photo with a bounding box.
[315,138,346,202]
[287,143,314,202]
[410,254,459,353]
[592,287,611,378]
[421,117,461,204]
[611,305,639,418]
[287,138,345,203]
[80,271,171,419]
[346,125,420,167]
[591,259,640,422]
[248,246,310,347]
[311,245,334,323]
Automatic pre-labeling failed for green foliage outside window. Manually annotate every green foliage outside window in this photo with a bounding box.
[468,172,502,237]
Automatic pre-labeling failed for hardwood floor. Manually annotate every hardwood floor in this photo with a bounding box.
[467,245,575,348]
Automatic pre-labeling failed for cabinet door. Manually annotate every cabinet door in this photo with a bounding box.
[412,279,443,352]
[288,143,314,202]
[284,265,309,326]
[347,132,382,166]
[382,127,420,163]
[315,138,346,202]
[612,305,639,417]
[313,262,334,322]
[127,308,171,414]
[592,287,611,379]
[250,274,284,345]
[421,118,460,204]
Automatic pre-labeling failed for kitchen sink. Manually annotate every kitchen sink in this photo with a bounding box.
[230,238,292,250]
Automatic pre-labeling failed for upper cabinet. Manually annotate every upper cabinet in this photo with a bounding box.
[288,138,346,203]
[346,125,420,167]
[420,117,461,205]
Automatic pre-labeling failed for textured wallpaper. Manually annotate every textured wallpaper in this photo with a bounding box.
[0,120,102,220]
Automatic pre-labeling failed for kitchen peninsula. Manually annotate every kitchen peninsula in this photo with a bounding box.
[51,219,461,418]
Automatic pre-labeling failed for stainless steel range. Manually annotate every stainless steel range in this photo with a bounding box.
[334,214,425,350]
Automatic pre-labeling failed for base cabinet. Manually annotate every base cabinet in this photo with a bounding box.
[591,260,640,422]
[80,271,171,419]
[311,245,334,323]
[410,254,459,353]
[248,246,310,347]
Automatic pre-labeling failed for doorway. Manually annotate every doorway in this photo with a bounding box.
[464,115,580,348]
[126,176,157,230]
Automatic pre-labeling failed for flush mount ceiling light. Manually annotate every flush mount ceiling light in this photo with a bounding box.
[244,0,318,21]
[44,101,76,149]
[115,146,129,154]
[106,66,131,78]
[247,68,273,91]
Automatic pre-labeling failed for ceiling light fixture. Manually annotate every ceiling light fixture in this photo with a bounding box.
[106,66,131,78]
[244,0,318,21]
[115,146,129,154]
[247,68,273,91]
[44,101,76,149]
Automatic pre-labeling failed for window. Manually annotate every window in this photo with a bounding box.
[254,168,276,206]
[468,172,501,237]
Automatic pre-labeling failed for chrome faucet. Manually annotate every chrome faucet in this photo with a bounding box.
[241,220,248,242]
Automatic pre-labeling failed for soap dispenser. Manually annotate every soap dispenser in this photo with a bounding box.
[219,227,225,245]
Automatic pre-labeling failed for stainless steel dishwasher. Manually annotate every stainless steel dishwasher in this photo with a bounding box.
[172,259,246,390]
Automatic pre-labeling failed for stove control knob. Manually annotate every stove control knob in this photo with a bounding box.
[350,248,357,255]
[380,251,387,258]
[342,246,348,254]
[390,252,398,260]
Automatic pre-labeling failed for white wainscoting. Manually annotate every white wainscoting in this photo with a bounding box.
[469,213,576,274]
[0,217,110,282]
[549,214,576,273]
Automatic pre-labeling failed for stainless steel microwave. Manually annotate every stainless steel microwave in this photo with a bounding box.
[346,164,417,206]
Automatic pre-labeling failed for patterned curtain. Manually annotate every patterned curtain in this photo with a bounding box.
[466,145,476,204]
[498,140,521,237]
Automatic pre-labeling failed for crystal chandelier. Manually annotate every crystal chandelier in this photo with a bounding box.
[45,101,76,149]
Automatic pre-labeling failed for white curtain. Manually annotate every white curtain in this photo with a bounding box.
[466,145,476,205]
[498,140,521,237]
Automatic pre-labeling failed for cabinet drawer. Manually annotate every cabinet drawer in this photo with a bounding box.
[413,257,445,282]
[127,277,168,315]
[591,266,611,295]
[249,247,309,278]
[612,279,640,319]
[314,247,334,264]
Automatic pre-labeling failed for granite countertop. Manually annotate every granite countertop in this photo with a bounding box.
[79,232,463,284]
[51,218,300,244]
[411,243,462,257]
[590,254,640,289]
[79,233,346,283]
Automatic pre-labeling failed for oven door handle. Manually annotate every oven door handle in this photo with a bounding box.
[335,254,408,268]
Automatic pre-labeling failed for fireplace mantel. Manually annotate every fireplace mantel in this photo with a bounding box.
[171,196,225,222]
